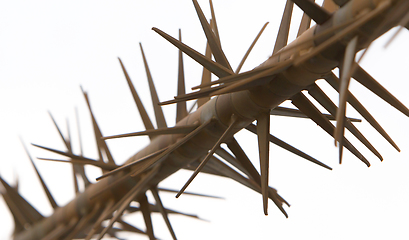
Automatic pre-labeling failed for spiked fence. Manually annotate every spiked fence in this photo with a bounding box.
[1,0,409,239]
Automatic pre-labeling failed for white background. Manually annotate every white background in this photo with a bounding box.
[1,0,409,239]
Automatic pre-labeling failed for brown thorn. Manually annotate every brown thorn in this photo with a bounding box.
[176,116,238,197]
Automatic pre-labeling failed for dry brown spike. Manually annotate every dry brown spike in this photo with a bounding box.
[95,148,167,181]
[270,106,361,122]
[192,0,232,71]
[334,36,358,157]
[37,157,117,171]
[82,88,116,166]
[152,27,233,78]
[245,123,332,170]
[176,116,239,197]
[102,124,199,140]
[20,139,58,209]
[273,0,294,54]
[236,22,269,74]
[215,147,253,177]
[0,176,44,225]
[138,193,155,240]
[256,111,271,215]
[352,65,409,117]
[176,29,188,122]
[291,0,331,24]
[151,187,177,240]
[118,58,155,132]
[197,31,213,107]
[210,59,294,96]
[140,43,168,129]
[209,0,220,45]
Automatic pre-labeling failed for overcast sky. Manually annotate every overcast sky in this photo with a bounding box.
[1,1,409,239]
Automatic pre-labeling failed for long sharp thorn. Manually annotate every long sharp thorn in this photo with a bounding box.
[0,180,30,229]
[176,29,188,122]
[37,157,116,171]
[176,117,238,197]
[339,139,344,164]
[73,108,91,191]
[48,111,70,150]
[74,108,90,186]
[130,119,214,179]
[297,12,311,37]
[245,124,332,170]
[161,85,224,106]
[81,88,115,165]
[236,22,269,73]
[66,118,80,194]
[153,27,233,78]
[226,137,261,183]
[192,0,232,70]
[139,193,155,240]
[384,11,409,48]
[31,143,82,159]
[140,43,167,128]
[207,156,258,189]
[308,84,383,161]
[75,107,83,156]
[117,220,146,234]
[151,187,177,240]
[0,176,44,223]
[32,143,116,170]
[273,0,294,54]
[334,36,358,161]
[352,65,409,117]
[291,92,370,167]
[211,59,293,96]
[102,124,198,140]
[193,64,274,90]
[297,0,316,37]
[118,58,155,132]
[66,118,72,152]
[31,143,96,162]
[197,29,212,107]
[215,147,252,176]
[96,148,167,181]
[206,156,289,217]
[184,160,225,177]
[291,0,331,25]
[271,106,361,122]
[136,203,202,220]
[325,72,400,151]
[209,0,220,45]
[257,112,270,215]
[158,187,223,199]
[20,138,58,209]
